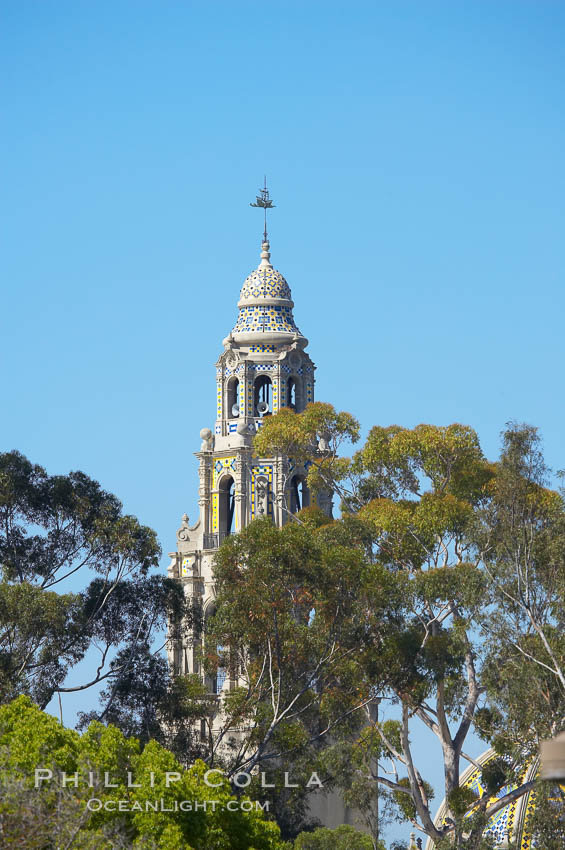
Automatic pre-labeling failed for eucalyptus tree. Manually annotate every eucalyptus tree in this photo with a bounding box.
[473,423,565,748]
[250,407,565,847]
[0,450,188,721]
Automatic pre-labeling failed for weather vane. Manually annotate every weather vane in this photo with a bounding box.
[250,177,275,243]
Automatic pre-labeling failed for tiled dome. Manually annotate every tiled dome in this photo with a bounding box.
[230,241,305,343]
[239,266,291,302]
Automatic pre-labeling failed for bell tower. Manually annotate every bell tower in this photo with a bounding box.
[168,188,332,685]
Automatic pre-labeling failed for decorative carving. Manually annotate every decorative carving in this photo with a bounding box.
[289,350,302,370]
[176,513,191,543]
[236,421,256,437]
[200,427,214,451]
[225,351,238,369]
[255,474,269,516]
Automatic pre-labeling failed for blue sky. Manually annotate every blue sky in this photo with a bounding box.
[2,1,564,843]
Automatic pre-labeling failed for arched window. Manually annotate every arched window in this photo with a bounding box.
[227,377,240,418]
[218,475,235,537]
[254,375,272,416]
[290,475,310,514]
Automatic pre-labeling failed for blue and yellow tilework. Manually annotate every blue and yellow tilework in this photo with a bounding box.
[216,381,222,418]
[233,304,300,335]
[181,556,194,576]
[212,457,237,488]
[519,788,536,850]
[240,267,292,301]
[239,380,246,415]
[462,756,534,847]
[514,779,565,849]
[250,343,276,353]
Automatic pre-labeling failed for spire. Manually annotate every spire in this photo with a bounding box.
[259,240,272,269]
[250,177,275,244]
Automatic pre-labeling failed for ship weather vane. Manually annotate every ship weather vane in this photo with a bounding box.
[250,177,275,243]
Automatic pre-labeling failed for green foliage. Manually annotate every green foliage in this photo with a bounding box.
[391,777,435,824]
[209,516,375,836]
[293,824,378,850]
[212,517,369,695]
[446,785,478,817]
[0,450,199,762]
[253,402,359,500]
[6,417,562,848]
[527,781,565,849]
[473,424,565,757]
[353,423,492,506]
[0,695,286,849]
[209,417,565,847]
[479,758,509,797]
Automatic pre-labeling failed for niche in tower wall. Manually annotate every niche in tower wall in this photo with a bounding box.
[287,376,297,410]
[251,465,274,518]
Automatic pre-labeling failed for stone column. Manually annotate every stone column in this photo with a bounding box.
[234,448,251,529]
[197,451,213,535]
[274,454,288,527]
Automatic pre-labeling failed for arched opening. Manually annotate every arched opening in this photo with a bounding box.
[287,377,297,410]
[254,375,272,417]
[205,605,228,695]
[191,598,204,675]
[227,377,240,418]
[213,644,228,694]
[218,475,235,537]
[290,475,310,514]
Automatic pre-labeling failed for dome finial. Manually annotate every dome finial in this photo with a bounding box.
[250,176,275,245]
[259,240,272,268]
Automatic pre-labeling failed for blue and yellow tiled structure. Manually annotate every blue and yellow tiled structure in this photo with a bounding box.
[232,304,299,335]
[238,265,292,301]
[168,234,332,721]
[426,750,543,850]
